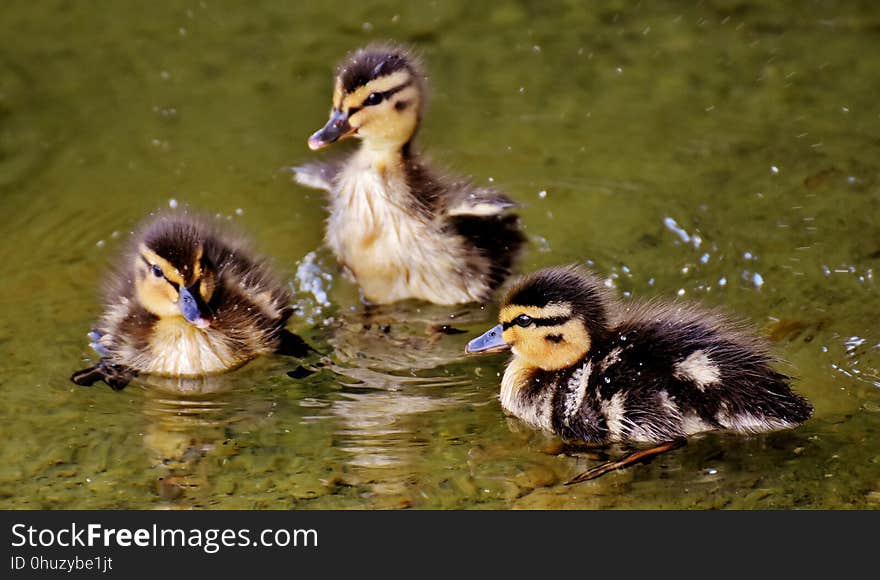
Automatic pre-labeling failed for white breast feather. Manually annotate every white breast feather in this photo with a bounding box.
[137,318,238,376]
[500,357,553,431]
[326,154,487,304]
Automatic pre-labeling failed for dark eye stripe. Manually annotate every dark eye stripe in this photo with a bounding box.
[353,80,413,110]
[502,315,570,330]
[140,256,180,290]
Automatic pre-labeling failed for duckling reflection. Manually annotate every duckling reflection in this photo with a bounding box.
[292,246,489,373]
[289,248,485,501]
[137,374,249,506]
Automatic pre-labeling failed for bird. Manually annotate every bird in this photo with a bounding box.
[71,211,312,390]
[465,265,813,482]
[293,42,525,306]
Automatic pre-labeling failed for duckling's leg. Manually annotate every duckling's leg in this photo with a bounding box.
[565,439,686,484]
[70,359,137,391]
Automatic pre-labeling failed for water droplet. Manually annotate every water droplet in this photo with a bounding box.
[771,165,779,174]
[538,190,547,199]
[169,198,178,208]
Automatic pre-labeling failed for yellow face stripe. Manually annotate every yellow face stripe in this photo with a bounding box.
[191,245,204,281]
[500,303,573,325]
[341,70,412,109]
[138,243,205,286]
[332,77,344,110]
[139,245,184,286]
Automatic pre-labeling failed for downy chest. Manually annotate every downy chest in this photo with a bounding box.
[141,318,239,376]
[326,155,477,304]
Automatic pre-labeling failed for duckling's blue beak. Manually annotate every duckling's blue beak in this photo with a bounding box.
[465,324,510,354]
[308,110,355,150]
[179,286,211,329]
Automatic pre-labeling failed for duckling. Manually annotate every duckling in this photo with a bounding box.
[466,265,813,482]
[71,212,312,390]
[294,42,525,305]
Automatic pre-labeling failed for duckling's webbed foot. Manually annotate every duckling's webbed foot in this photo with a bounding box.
[87,330,111,356]
[565,439,687,484]
[70,360,137,391]
[276,329,318,358]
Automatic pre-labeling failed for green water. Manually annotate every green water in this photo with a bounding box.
[1,0,878,509]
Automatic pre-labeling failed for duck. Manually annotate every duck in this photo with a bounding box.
[293,42,525,305]
[71,211,312,390]
[465,265,814,482]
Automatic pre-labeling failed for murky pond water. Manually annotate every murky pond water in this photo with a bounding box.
[1,1,878,509]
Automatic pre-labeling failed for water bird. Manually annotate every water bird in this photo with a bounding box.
[294,42,525,305]
[71,212,312,390]
[465,265,813,482]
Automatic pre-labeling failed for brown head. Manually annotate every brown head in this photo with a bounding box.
[130,215,219,329]
[466,266,612,370]
[307,43,425,153]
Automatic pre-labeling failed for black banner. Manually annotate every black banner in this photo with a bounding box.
[0,510,872,576]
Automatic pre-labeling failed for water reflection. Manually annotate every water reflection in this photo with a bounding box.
[291,275,482,504]
[137,375,252,507]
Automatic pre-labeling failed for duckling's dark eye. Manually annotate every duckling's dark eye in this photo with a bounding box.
[514,314,533,328]
[363,92,384,106]
[151,264,164,278]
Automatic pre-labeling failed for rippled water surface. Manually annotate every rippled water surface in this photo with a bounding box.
[2,1,879,509]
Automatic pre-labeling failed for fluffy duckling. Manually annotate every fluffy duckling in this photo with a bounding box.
[466,266,813,481]
[294,42,525,305]
[71,212,311,390]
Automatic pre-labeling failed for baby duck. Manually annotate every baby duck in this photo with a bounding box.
[71,212,311,390]
[294,42,525,305]
[466,266,813,481]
